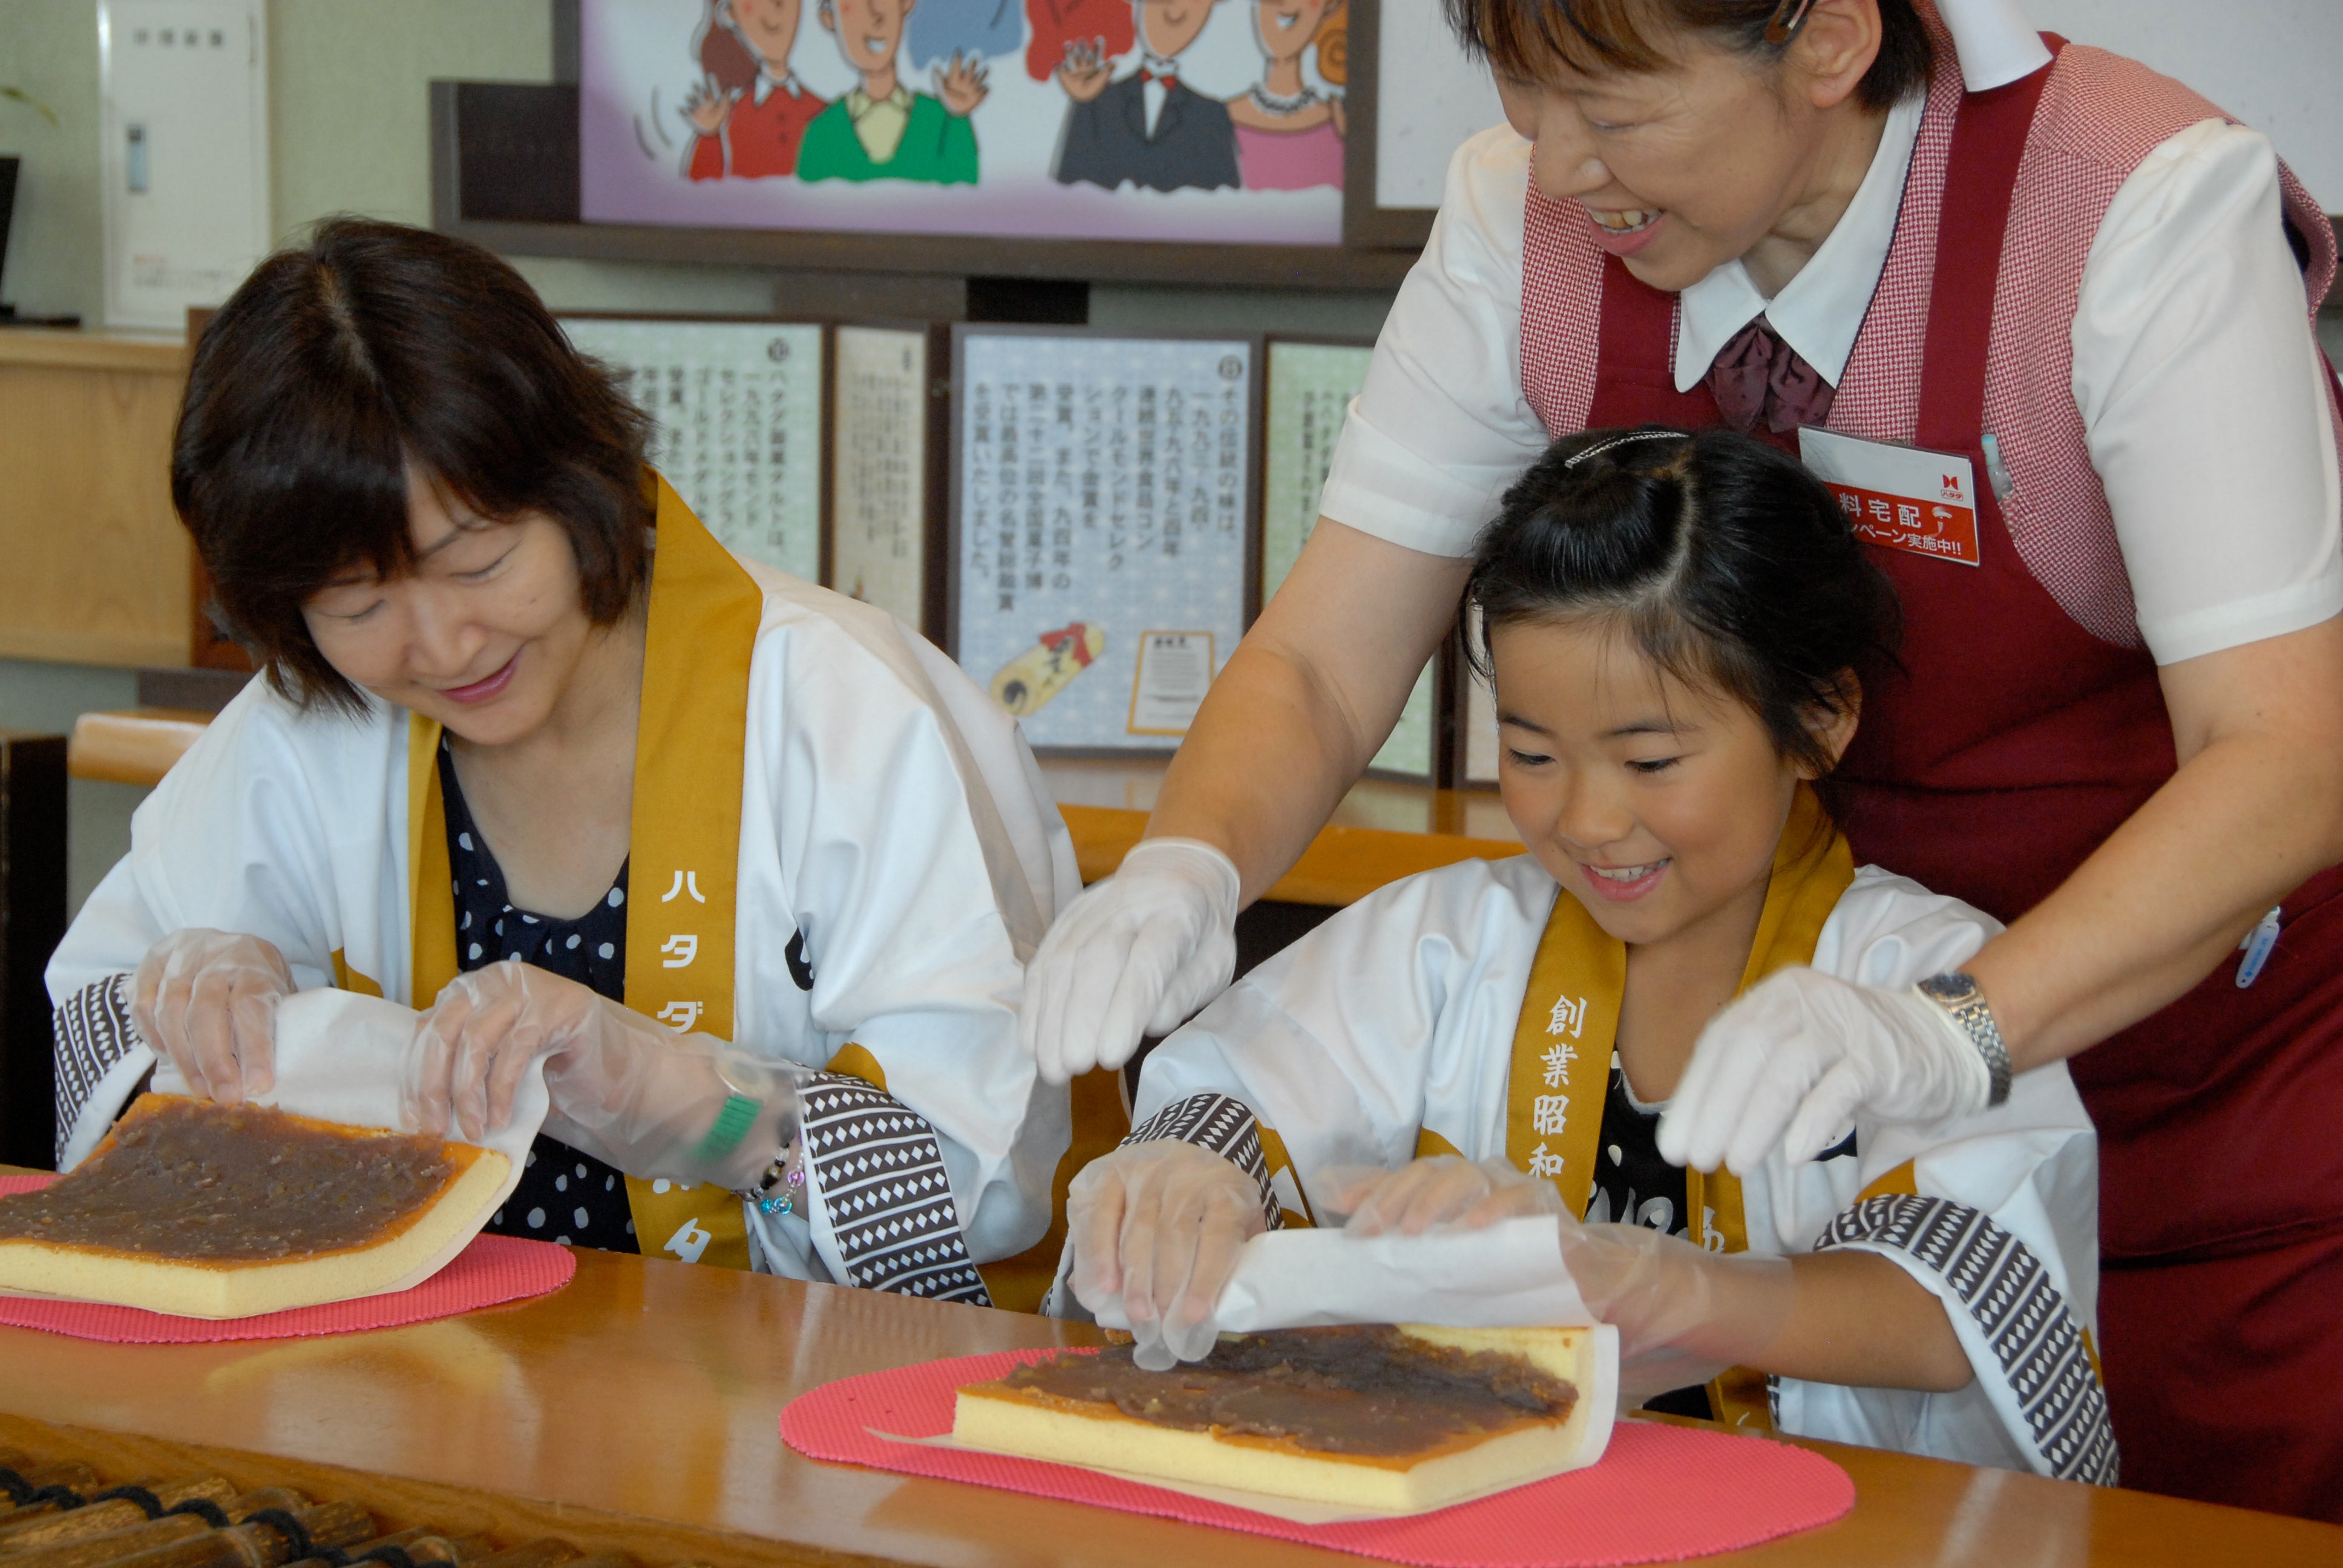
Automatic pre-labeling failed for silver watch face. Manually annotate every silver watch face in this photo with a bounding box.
[1919,972,1980,1007]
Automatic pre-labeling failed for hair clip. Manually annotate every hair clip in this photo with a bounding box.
[1565,430,1687,469]
[1764,0,1817,45]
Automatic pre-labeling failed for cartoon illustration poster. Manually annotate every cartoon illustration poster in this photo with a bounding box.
[951,330,1257,751]
[580,0,1348,245]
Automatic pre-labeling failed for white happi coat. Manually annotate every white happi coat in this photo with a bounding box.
[48,561,1080,1287]
[1134,854,2109,1481]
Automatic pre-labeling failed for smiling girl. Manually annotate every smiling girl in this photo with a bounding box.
[1062,425,2110,1480]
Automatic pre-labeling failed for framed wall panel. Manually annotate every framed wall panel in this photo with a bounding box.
[559,314,830,584]
[1260,335,1442,782]
[829,322,951,641]
[948,325,1263,755]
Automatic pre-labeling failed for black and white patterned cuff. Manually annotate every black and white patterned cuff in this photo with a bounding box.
[1817,1194,2119,1486]
[1124,1092,1282,1232]
[52,975,142,1165]
[799,1072,992,1307]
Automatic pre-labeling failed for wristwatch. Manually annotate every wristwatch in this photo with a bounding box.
[1915,972,2012,1108]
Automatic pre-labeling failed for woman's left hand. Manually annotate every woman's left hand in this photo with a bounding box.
[406,960,608,1142]
[1321,1155,1564,1235]
[1657,967,1988,1176]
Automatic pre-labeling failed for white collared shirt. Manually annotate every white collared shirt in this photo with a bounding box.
[1320,110,2343,665]
[1139,52,1179,139]
[752,66,802,106]
[1674,93,1925,394]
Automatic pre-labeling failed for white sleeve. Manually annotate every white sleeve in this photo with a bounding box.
[763,619,1058,1267]
[44,686,376,1166]
[2074,119,2343,665]
[1769,867,2114,1484]
[1137,858,1551,1213]
[1317,128,1552,559]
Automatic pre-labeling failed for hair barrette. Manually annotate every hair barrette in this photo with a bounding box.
[1565,430,1688,469]
[1765,0,1817,46]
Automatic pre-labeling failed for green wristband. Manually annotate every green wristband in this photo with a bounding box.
[695,1093,762,1161]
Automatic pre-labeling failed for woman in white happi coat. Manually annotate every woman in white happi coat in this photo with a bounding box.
[1063,428,2109,1481]
[48,218,1077,1310]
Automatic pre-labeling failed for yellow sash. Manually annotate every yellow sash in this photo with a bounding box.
[1506,784,1854,1427]
[407,474,764,1270]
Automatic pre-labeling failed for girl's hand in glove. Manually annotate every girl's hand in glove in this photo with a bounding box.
[1020,839,1241,1085]
[1320,1155,1565,1235]
[1657,966,1990,1175]
[131,929,295,1106]
[1067,1140,1265,1371]
[1556,1214,1795,1408]
[407,960,802,1187]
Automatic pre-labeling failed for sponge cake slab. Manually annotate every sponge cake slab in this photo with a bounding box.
[954,1322,1618,1512]
[0,1094,510,1319]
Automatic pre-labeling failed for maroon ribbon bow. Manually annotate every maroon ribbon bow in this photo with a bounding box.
[1708,319,1837,436]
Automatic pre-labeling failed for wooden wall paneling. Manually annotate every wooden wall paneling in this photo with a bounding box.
[0,333,194,668]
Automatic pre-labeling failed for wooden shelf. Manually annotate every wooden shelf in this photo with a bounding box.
[66,725,1521,908]
[1043,759,1520,906]
[67,708,217,786]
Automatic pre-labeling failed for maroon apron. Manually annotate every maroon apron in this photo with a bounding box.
[1582,50,2343,1519]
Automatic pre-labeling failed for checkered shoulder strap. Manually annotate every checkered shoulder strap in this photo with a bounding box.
[799,1071,992,1305]
[1818,1194,2119,1486]
[1124,1091,1282,1232]
[51,974,143,1165]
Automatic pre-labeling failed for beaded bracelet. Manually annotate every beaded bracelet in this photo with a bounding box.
[741,1135,807,1217]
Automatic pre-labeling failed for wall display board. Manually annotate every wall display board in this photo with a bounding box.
[560,315,829,583]
[1261,337,1440,781]
[950,326,1262,754]
[830,323,948,638]
[578,0,1349,250]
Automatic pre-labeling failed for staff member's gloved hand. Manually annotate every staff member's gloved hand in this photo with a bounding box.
[1556,1215,1796,1409]
[1657,967,1990,1175]
[1067,1139,1265,1371]
[1021,838,1241,1085]
[1320,1155,1565,1235]
[407,960,805,1189]
[131,929,295,1106]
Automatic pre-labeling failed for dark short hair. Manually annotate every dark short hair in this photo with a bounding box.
[1444,0,1933,112]
[172,217,652,712]
[1465,425,1901,779]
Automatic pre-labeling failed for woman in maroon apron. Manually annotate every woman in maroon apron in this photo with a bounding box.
[1019,0,2343,1522]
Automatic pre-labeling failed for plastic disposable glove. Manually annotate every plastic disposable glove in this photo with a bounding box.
[1556,1214,1797,1409]
[1320,1155,1567,1236]
[131,929,296,1106]
[405,960,807,1189]
[1067,1139,1265,1371]
[1657,966,1989,1176]
[1020,838,1241,1085]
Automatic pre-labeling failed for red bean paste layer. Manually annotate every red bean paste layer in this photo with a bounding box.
[0,1097,456,1261]
[1000,1326,1579,1457]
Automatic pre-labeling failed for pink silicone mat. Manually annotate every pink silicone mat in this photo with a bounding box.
[780,1347,1857,1567]
[0,1172,574,1344]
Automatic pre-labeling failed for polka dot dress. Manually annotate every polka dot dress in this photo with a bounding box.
[441,743,640,1255]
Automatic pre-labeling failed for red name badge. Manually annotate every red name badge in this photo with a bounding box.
[1796,428,1982,568]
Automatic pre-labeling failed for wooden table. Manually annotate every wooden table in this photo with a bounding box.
[4,1247,2338,1567]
